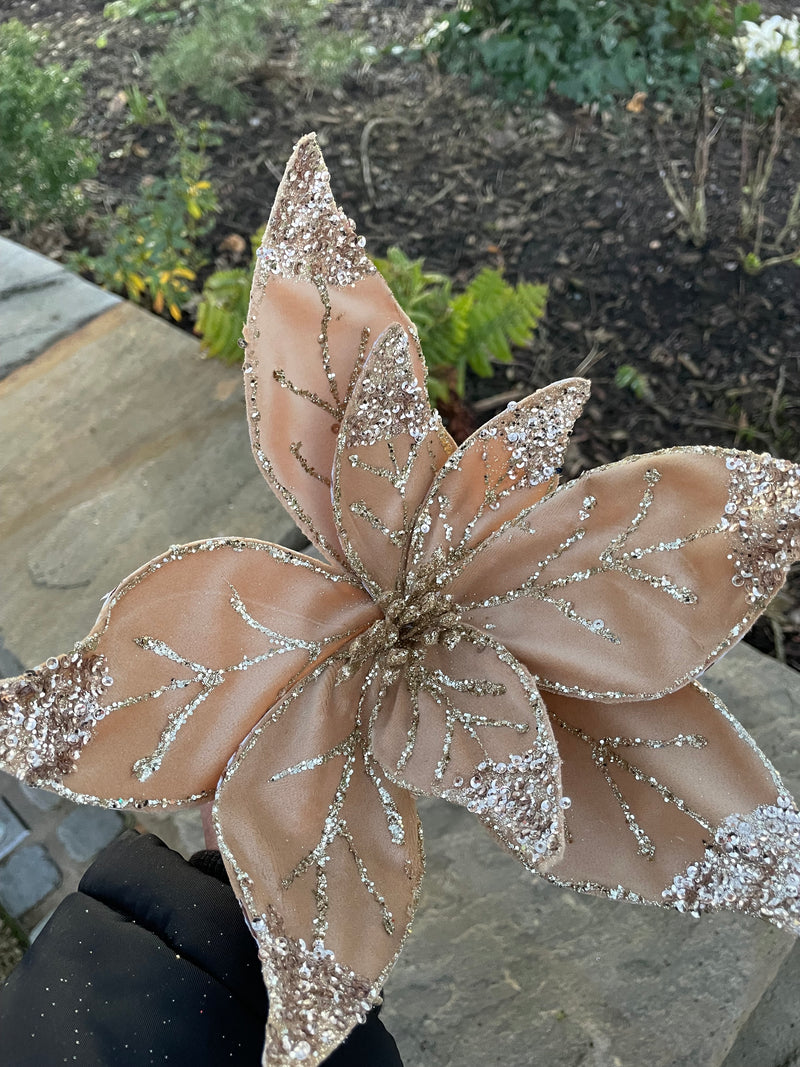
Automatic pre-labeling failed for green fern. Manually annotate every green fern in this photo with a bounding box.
[194,230,263,360]
[197,241,548,404]
[194,268,251,362]
[373,247,547,401]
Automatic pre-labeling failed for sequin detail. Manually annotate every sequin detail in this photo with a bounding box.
[441,749,564,869]
[408,380,589,573]
[0,652,110,784]
[255,134,374,288]
[249,902,376,1062]
[724,453,800,605]
[473,380,589,490]
[337,590,462,683]
[343,325,441,449]
[663,799,800,931]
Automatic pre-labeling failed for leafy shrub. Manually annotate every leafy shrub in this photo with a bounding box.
[195,230,264,361]
[0,19,97,230]
[728,10,800,114]
[423,0,748,108]
[149,0,364,117]
[373,247,547,402]
[103,0,191,21]
[196,243,547,404]
[72,146,217,321]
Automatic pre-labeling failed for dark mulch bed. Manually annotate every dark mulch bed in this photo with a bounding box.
[4,0,800,667]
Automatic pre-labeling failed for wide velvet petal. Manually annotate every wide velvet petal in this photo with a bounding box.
[332,323,454,597]
[369,627,564,872]
[243,133,454,569]
[0,539,376,806]
[542,684,800,932]
[451,447,800,699]
[214,658,424,1067]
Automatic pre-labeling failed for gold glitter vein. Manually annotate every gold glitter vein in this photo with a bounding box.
[552,714,710,856]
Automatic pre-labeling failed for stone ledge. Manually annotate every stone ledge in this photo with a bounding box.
[0,238,119,378]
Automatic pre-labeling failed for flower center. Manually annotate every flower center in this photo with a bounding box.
[337,588,462,683]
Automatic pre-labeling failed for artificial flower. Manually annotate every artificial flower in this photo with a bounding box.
[2,134,800,1067]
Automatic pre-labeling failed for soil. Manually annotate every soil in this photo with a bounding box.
[4,0,800,669]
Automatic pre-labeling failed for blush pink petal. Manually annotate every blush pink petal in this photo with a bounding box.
[451,447,800,699]
[243,134,454,569]
[215,657,424,1067]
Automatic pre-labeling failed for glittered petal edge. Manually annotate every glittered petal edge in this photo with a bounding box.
[214,654,425,1067]
[454,445,800,701]
[0,537,373,807]
[542,680,799,925]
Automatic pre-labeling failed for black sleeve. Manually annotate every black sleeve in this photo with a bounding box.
[0,831,403,1066]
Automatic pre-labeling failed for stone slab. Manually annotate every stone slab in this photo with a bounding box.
[0,845,60,918]
[56,807,125,862]
[0,237,63,296]
[723,940,800,1067]
[0,300,302,667]
[0,770,130,933]
[381,642,800,1067]
[0,799,28,861]
[0,237,119,377]
[19,783,61,812]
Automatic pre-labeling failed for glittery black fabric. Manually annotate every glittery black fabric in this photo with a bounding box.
[0,832,402,1066]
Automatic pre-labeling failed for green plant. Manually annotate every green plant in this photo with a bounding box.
[149,0,364,118]
[195,268,251,359]
[738,107,800,272]
[195,230,264,360]
[0,19,97,230]
[73,147,217,321]
[373,246,547,402]
[103,0,193,22]
[124,84,170,126]
[422,0,748,108]
[615,363,653,400]
[196,243,548,403]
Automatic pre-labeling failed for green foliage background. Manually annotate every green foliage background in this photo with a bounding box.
[424,0,755,107]
[149,0,364,117]
[0,20,97,230]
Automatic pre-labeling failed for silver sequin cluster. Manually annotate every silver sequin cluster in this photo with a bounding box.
[0,652,111,784]
[255,134,375,288]
[476,380,589,490]
[250,903,375,1063]
[343,325,440,449]
[663,798,800,931]
[724,453,800,605]
[442,749,567,869]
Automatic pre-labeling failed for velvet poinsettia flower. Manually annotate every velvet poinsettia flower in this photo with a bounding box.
[2,134,800,1067]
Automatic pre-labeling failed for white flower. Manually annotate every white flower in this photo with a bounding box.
[735,14,800,73]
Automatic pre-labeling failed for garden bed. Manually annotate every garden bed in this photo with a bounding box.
[3,0,799,667]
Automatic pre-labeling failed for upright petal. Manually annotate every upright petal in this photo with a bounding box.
[405,378,589,588]
[244,133,453,568]
[0,540,376,806]
[333,324,454,596]
[369,627,564,873]
[214,658,424,1067]
[452,447,800,699]
[542,684,800,933]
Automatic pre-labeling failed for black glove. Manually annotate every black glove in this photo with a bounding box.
[0,830,403,1066]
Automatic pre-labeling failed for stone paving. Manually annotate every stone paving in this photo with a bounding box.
[1,237,799,1064]
[0,237,119,379]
